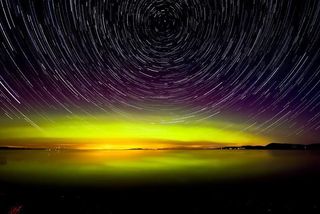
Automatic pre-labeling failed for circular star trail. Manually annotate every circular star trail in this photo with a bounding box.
[0,0,320,139]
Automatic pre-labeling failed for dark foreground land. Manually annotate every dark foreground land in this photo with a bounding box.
[0,172,320,213]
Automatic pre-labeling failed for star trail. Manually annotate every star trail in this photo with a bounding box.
[0,0,320,145]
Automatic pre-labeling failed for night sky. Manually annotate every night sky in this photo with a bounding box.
[0,0,320,146]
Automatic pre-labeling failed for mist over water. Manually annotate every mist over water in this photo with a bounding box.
[1,150,319,187]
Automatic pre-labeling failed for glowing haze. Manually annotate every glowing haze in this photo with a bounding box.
[0,115,270,150]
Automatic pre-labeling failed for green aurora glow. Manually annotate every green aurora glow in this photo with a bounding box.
[0,115,270,149]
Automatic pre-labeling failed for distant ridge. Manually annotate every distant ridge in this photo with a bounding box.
[0,146,46,150]
[221,143,320,150]
[0,143,320,151]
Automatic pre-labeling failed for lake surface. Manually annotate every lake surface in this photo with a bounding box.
[1,150,319,187]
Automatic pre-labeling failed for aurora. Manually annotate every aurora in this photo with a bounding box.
[0,115,269,150]
[0,0,320,213]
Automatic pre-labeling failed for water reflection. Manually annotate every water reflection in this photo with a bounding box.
[0,150,319,186]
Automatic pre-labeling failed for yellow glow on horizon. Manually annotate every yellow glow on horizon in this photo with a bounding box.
[0,116,269,149]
